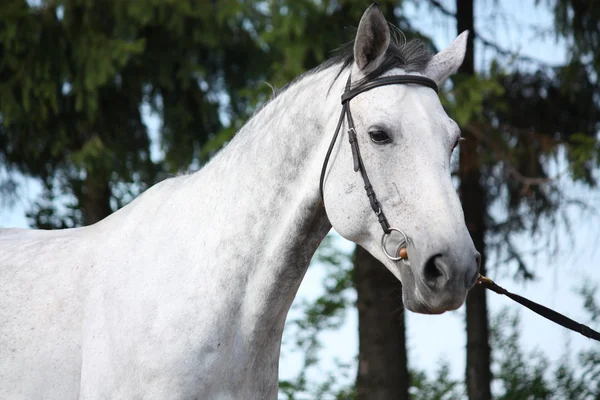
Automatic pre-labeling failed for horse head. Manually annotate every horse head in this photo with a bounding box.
[323,4,480,314]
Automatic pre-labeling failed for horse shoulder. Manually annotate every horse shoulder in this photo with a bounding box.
[0,226,97,399]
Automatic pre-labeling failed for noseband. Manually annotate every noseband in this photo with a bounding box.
[319,74,438,262]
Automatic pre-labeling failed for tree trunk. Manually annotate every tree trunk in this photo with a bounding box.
[354,246,410,400]
[456,0,492,399]
[82,173,112,225]
[461,129,491,400]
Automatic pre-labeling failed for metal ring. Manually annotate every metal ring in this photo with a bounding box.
[381,227,409,262]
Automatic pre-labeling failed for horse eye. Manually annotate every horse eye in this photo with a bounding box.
[452,137,463,150]
[369,130,391,144]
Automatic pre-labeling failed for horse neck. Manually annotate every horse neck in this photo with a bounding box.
[186,65,347,326]
[198,64,347,237]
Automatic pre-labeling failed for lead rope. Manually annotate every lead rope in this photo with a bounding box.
[395,248,600,341]
[393,243,600,340]
[476,274,600,341]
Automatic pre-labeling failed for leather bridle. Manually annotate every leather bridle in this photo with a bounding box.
[319,72,600,342]
[319,74,438,261]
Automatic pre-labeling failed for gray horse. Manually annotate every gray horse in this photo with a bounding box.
[1,4,478,399]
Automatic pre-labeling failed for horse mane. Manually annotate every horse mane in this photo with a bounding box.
[242,25,433,131]
[271,24,433,100]
[326,24,433,84]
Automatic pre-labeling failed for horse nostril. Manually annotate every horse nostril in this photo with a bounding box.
[423,254,446,286]
[475,253,481,269]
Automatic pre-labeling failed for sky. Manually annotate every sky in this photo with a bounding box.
[1,0,598,398]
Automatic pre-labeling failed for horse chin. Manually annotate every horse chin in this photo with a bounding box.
[402,296,446,315]
[401,287,465,315]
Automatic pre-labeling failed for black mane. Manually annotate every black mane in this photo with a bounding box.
[269,25,433,102]
[325,24,433,85]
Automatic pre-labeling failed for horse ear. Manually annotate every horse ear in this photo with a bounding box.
[354,4,391,72]
[424,31,469,86]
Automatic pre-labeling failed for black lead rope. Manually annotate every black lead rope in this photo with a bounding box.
[319,74,439,234]
[478,276,600,342]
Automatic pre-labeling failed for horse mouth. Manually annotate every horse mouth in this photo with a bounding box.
[402,281,466,314]
[402,296,447,314]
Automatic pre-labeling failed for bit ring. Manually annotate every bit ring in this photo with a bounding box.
[381,227,409,262]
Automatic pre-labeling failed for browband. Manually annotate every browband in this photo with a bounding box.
[341,75,438,103]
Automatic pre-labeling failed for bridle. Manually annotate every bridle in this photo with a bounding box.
[319,73,438,262]
[319,72,600,342]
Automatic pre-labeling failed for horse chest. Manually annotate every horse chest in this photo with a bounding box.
[80,296,278,399]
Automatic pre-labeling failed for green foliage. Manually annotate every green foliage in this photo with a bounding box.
[443,74,505,127]
[491,310,552,400]
[410,361,463,400]
[0,0,431,227]
[552,0,600,77]
[0,0,271,226]
[567,133,600,184]
[453,59,600,279]
[578,281,600,323]
[490,295,600,400]
[26,174,83,229]
[553,347,600,400]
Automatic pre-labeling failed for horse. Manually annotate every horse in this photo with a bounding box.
[0,4,480,399]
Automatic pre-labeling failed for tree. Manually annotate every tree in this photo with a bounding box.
[354,246,410,400]
[453,1,492,398]
[0,0,269,227]
[409,288,600,399]
[415,0,600,398]
[351,3,436,397]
